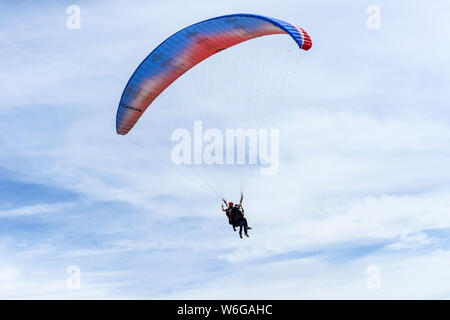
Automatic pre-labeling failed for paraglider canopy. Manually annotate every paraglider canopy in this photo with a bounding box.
[116,13,312,135]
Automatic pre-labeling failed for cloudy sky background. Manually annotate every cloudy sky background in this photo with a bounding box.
[1,0,450,299]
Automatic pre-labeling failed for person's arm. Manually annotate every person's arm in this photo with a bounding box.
[237,193,244,208]
[221,198,228,212]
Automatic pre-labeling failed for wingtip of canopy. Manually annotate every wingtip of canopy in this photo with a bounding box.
[297,27,312,51]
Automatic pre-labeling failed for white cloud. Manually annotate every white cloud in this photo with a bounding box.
[0,265,20,282]
[159,249,450,299]
[0,203,74,218]
[385,233,438,251]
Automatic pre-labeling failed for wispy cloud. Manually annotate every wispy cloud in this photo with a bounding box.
[0,203,73,218]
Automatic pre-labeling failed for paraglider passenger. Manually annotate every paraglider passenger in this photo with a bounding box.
[222,201,236,231]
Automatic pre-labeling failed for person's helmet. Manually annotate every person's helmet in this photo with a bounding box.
[228,202,233,207]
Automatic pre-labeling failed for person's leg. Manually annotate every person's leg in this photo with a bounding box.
[243,218,248,228]
[239,222,243,238]
[241,218,250,233]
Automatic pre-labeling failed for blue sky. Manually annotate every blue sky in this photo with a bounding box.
[1,0,450,299]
